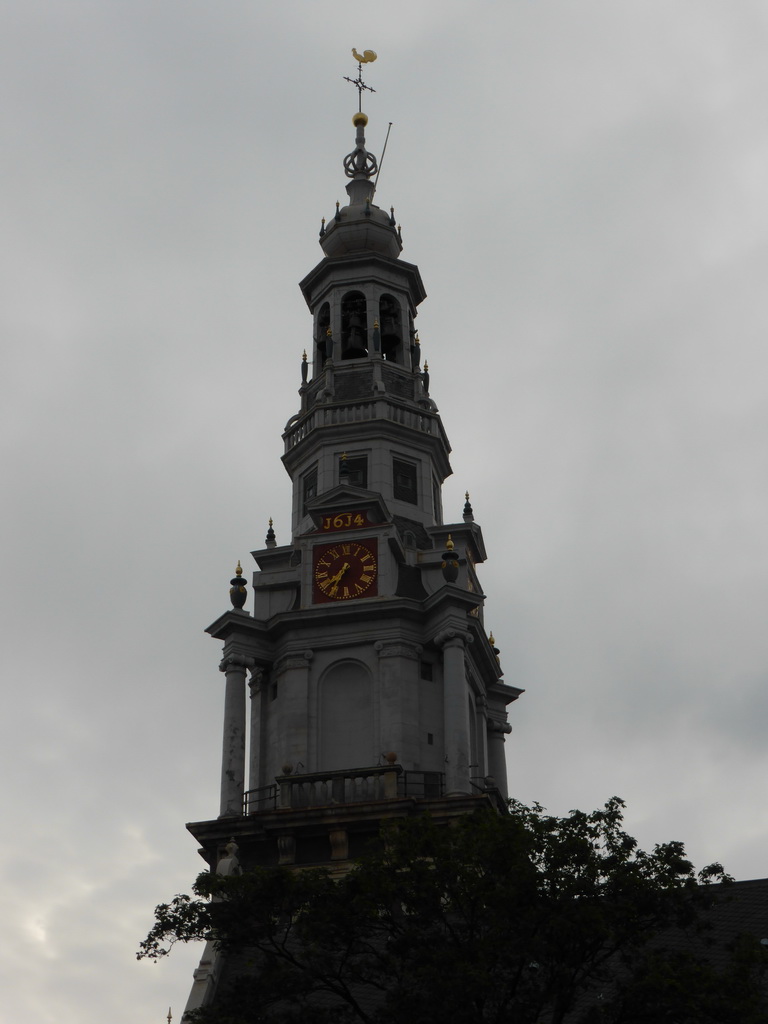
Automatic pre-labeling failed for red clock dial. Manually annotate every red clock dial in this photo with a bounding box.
[313,539,378,602]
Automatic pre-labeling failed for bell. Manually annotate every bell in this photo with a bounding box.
[343,325,368,359]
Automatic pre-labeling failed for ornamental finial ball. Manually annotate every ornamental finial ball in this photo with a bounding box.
[235,560,243,577]
[352,112,368,127]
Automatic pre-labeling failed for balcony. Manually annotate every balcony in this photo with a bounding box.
[283,398,440,453]
[243,766,445,815]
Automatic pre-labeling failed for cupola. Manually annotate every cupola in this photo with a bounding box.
[319,112,402,261]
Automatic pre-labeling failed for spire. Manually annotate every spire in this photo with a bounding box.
[265,518,276,547]
[342,49,378,201]
[463,491,474,522]
[343,113,378,203]
[319,51,401,260]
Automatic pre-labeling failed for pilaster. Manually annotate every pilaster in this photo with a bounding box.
[273,649,314,776]
[375,640,422,765]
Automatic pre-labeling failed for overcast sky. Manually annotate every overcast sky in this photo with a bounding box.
[3,2,768,1021]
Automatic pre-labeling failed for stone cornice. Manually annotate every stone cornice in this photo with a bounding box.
[298,251,427,313]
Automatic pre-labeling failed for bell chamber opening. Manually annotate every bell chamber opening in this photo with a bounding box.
[341,291,368,359]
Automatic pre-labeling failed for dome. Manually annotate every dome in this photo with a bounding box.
[320,197,401,259]
[319,115,402,259]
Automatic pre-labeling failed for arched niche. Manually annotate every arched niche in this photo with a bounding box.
[408,312,419,370]
[318,660,373,770]
[341,291,368,359]
[315,302,330,366]
[379,293,403,362]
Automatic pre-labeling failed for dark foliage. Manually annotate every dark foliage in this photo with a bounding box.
[139,799,767,1023]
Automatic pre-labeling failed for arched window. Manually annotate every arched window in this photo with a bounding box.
[318,661,373,770]
[316,303,330,366]
[341,291,368,359]
[379,294,402,362]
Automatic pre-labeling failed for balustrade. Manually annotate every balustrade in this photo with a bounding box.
[243,767,447,815]
[284,398,436,452]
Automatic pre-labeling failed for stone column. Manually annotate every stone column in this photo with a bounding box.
[435,629,472,794]
[487,718,512,801]
[218,653,255,817]
[247,668,264,798]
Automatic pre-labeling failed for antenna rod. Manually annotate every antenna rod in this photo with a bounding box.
[373,122,393,194]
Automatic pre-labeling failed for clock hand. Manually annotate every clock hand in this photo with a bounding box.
[327,562,350,597]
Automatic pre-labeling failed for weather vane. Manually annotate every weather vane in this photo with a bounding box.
[344,48,377,113]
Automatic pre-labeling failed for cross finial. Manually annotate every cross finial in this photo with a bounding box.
[343,48,377,113]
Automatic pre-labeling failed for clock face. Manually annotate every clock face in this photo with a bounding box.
[313,539,378,602]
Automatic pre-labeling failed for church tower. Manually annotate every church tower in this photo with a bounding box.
[183,57,522,1014]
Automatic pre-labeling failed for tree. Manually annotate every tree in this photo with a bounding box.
[139,799,767,1023]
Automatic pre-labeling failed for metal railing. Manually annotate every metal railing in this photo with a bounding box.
[243,784,278,814]
[399,770,445,799]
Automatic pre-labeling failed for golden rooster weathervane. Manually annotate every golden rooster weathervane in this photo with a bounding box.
[344,47,378,112]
